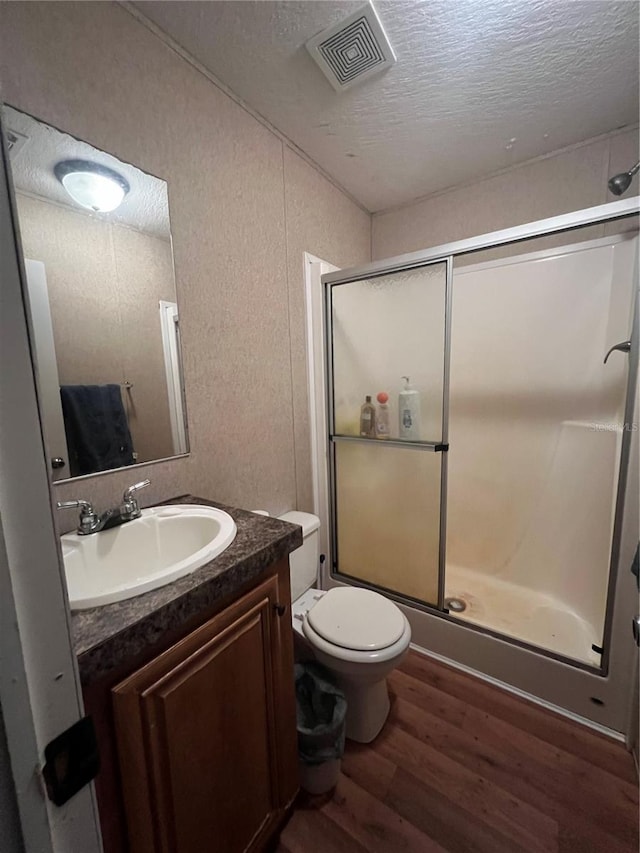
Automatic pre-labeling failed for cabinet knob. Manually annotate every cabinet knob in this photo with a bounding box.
[273,603,286,617]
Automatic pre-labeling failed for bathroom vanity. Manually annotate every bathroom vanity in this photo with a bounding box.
[74,497,302,853]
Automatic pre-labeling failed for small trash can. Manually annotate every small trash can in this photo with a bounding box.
[294,662,347,795]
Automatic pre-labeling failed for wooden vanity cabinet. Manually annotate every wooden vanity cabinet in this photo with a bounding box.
[112,569,298,853]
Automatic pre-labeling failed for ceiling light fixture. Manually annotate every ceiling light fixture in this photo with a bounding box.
[54,159,130,212]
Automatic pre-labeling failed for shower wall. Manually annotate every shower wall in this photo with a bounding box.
[447,235,637,642]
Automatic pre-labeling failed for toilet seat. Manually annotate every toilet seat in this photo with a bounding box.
[306,587,406,651]
[301,587,411,664]
[302,614,411,664]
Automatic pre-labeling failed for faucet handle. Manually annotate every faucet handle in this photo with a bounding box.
[56,499,99,534]
[121,479,151,520]
[57,499,93,511]
[122,479,151,502]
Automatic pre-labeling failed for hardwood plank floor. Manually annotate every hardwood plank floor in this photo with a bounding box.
[276,651,639,853]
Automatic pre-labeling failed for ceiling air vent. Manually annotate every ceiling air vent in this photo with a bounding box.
[306,2,396,93]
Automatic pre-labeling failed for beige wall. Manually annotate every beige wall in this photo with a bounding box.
[282,148,372,510]
[372,128,639,260]
[16,193,175,465]
[0,2,370,527]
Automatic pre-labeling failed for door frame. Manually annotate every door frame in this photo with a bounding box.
[303,253,338,581]
[0,109,103,850]
[159,299,188,455]
[323,254,453,611]
[23,258,70,481]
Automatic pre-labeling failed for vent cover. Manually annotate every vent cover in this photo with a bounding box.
[306,2,396,92]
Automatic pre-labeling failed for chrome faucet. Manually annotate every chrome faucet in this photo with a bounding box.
[57,479,151,535]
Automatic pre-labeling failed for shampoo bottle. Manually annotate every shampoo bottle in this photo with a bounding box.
[398,376,420,440]
[359,395,376,438]
[375,391,390,438]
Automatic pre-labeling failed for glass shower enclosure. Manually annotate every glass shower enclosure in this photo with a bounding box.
[323,199,639,674]
[327,260,451,609]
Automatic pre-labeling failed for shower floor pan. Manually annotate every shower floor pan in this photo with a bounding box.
[445,564,601,666]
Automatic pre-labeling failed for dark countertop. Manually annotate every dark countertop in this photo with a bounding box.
[71,495,302,684]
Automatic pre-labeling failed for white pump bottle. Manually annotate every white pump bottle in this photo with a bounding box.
[398,376,420,440]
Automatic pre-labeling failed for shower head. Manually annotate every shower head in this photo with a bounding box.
[607,161,640,196]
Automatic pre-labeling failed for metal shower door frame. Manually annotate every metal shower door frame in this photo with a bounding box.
[323,256,453,612]
[600,251,639,676]
[322,195,639,674]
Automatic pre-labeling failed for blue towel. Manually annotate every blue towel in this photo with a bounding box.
[60,384,135,476]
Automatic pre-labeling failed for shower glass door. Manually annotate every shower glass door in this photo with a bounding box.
[445,232,637,667]
[326,260,451,607]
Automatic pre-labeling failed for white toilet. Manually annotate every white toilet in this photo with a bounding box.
[279,510,411,744]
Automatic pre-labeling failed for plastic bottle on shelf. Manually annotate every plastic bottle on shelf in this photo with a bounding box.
[375,392,390,439]
[359,395,376,438]
[398,376,420,440]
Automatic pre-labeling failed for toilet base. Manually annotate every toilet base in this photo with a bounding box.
[334,676,391,743]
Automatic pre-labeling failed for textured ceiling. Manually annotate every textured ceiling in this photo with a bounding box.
[134,0,639,212]
[4,106,171,239]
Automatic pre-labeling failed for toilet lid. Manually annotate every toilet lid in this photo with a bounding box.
[306,587,405,651]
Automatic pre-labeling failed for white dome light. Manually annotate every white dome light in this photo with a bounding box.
[54,160,129,212]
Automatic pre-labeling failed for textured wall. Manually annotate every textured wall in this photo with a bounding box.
[16,193,175,465]
[282,147,372,510]
[111,223,176,462]
[372,127,639,260]
[0,2,370,527]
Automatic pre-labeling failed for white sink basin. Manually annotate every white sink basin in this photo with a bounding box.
[61,505,237,610]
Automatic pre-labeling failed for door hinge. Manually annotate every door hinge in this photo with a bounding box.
[42,715,100,806]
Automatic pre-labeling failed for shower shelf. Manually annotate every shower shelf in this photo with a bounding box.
[330,434,448,452]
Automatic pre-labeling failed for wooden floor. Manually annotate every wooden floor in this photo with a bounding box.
[277,651,639,853]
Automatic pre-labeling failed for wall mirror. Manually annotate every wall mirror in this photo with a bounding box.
[3,104,189,481]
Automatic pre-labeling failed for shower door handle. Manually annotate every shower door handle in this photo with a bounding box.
[603,340,631,364]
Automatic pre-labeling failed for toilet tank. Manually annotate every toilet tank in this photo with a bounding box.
[278,511,320,602]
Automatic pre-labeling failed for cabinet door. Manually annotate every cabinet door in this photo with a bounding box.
[113,574,294,853]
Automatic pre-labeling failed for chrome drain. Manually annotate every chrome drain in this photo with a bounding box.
[445,597,467,613]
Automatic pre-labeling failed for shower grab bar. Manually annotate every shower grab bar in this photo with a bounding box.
[603,340,631,364]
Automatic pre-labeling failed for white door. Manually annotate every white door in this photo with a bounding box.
[0,109,103,850]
